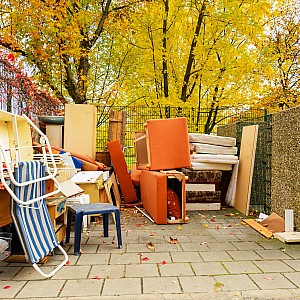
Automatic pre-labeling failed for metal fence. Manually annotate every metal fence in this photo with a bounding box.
[95,105,266,166]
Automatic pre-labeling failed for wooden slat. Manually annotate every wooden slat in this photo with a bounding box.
[243,219,273,239]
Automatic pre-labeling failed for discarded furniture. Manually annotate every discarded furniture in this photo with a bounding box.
[107,140,138,204]
[0,111,68,277]
[140,170,187,224]
[66,203,122,256]
[134,117,191,171]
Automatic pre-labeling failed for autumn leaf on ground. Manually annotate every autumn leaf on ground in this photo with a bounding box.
[150,232,157,236]
[92,275,101,280]
[147,242,155,251]
[210,219,216,222]
[65,261,70,265]
[204,224,210,228]
[177,225,182,230]
[142,257,150,261]
[215,225,219,229]
[3,286,11,289]
[161,260,167,265]
[169,237,178,244]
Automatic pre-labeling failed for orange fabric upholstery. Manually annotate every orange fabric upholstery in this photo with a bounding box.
[145,117,191,170]
[130,165,142,186]
[140,170,167,224]
[107,140,138,204]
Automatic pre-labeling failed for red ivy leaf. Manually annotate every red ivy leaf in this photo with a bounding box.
[92,276,101,280]
[210,219,216,222]
[161,260,167,265]
[65,261,70,265]
[4,286,11,289]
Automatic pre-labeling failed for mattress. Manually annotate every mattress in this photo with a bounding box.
[190,143,238,155]
[189,133,236,147]
[190,154,238,164]
[180,168,222,183]
[191,162,233,171]
[186,191,221,203]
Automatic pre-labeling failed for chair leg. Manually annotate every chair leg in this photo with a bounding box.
[114,210,123,249]
[65,209,73,243]
[103,213,109,237]
[74,213,84,256]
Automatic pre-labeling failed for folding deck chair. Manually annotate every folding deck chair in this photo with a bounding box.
[0,114,68,278]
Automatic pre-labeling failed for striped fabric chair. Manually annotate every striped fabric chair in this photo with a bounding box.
[10,161,68,278]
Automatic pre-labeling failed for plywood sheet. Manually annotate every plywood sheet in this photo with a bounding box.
[234,125,258,215]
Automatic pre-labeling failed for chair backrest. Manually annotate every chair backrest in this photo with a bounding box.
[11,161,59,264]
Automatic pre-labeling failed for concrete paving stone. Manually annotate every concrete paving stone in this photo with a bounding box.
[68,244,98,254]
[183,234,215,243]
[120,235,139,244]
[0,280,26,298]
[227,250,263,261]
[236,234,267,242]
[150,243,182,252]
[249,273,297,289]
[125,263,159,277]
[87,236,115,245]
[139,235,168,244]
[143,276,181,294]
[170,251,202,263]
[48,252,79,266]
[284,248,300,259]
[12,266,63,281]
[110,252,141,264]
[76,253,110,265]
[163,234,192,243]
[254,249,293,260]
[126,243,154,253]
[89,264,125,279]
[140,252,172,264]
[284,272,300,288]
[16,279,65,298]
[191,262,228,275]
[213,274,259,291]
[0,266,22,280]
[253,260,295,273]
[51,265,91,279]
[212,235,240,242]
[199,251,233,262]
[242,288,299,299]
[206,242,237,251]
[180,242,210,252]
[222,261,262,274]
[257,239,287,250]
[231,241,264,250]
[216,228,243,235]
[102,277,141,295]
[179,275,216,293]
[96,243,126,254]
[203,228,221,235]
[159,262,194,276]
[59,278,103,297]
[283,259,300,271]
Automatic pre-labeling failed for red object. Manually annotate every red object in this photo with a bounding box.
[107,140,138,204]
[8,53,15,62]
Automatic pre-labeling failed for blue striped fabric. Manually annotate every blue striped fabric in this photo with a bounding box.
[12,161,59,264]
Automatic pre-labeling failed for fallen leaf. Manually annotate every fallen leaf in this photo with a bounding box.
[210,219,216,222]
[142,257,150,261]
[161,260,167,265]
[169,237,178,244]
[204,224,210,228]
[0,270,3,274]
[147,242,155,251]
[215,225,219,229]
[137,252,142,257]
[3,286,11,289]
[150,232,157,236]
[177,225,182,230]
[93,275,101,280]
[200,242,207,245]
[65,261,70,265]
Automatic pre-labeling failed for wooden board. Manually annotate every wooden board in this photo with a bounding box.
[108,110,126,149]
[64,104,97,159]
[234,125,258,216]
[243,219,273,239]
[274,232,300,243]
[0,189,12,227]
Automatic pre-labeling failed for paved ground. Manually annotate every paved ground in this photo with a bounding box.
[1,207,300,300]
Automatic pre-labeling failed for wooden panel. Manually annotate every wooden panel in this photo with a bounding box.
[108,110,126,148]
[64,104,97,158]
[234,125,258,215]
[46,125,63,148]
[0,189,12,227]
